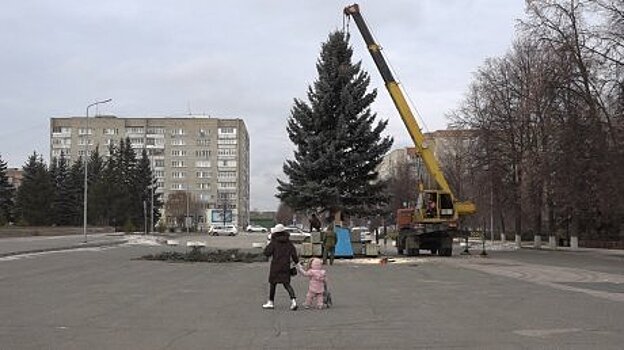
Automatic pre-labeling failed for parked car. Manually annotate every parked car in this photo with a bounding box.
[211,224,238,236]
[267,226,311,243]
[246,224,268,233]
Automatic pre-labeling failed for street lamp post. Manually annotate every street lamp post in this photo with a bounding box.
[83,98,112,243]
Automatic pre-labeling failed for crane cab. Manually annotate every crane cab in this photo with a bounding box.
[396,190,458,230]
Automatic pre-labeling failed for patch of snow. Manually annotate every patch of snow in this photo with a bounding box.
[123,235,163,246]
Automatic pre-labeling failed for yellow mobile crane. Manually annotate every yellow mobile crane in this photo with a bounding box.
[344,4,476,256]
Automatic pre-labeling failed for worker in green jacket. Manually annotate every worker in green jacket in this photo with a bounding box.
[321,222,337,265]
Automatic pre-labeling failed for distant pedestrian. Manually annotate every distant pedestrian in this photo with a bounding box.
[297,258,328,309]
[321,222,337,265]
[309,213,322,233]
[262,224,299,310]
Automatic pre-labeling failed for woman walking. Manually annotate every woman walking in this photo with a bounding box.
[262,224,299,310]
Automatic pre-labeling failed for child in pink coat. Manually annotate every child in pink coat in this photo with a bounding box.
[297,257,327,309]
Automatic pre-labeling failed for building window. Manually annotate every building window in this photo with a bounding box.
[170,183,185,190]
[52,126,71,134]
[154,159,165,167]
[171,139,186,146]
[154,170,165,178]
[198,193,211,202]
[198,129,210,137]
[103,128,118,135]
[127,127,144,134]
[218,171,236,179]
[196,171,211,178]
[171,160,186,168]
[217,160,237,167]
[196,139,211,146]
[171,128,186,135]
[172,171,186,179]
[198,183,211,190]
[156,181,164,189]
[171,150,187,156]
[52,138,71,146]
[218,148,237,156]
[78,139,93,146]
[145,138,165,146]
[218,127,236,134]
[218,182,236,189]
[195,150,211,158]
[195,160,211,168]
[130,138,144,146]
[78,128,92,135]
[217,138,237,145]
[148,149,165,156]
[147,127,165,134]
[218,192,237,200]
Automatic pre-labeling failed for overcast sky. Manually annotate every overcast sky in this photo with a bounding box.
[0,0,525,211]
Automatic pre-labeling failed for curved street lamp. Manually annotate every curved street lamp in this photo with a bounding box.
[83,98,112,243]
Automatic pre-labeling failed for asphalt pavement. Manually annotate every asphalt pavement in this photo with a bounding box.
[0,233,623,349]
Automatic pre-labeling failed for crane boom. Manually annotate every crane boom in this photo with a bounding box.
[344,4,476,217]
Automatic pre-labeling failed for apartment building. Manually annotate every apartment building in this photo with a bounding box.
[377,129,477,181]
[6,168,23,189]
[49,116,250,228]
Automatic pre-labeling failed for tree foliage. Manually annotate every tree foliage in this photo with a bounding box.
[15,152,54,225]
[11,138,162,230]
[450,0,624,241]
[276,31,393,220]
[0,154,14,224]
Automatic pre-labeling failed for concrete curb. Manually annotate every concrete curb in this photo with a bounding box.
[520,245,624,257]
[0,239,129,258]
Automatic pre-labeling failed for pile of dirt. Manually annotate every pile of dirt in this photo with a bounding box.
[141,248,267,263]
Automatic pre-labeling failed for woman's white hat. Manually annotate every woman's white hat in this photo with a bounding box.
[271,223,286,234]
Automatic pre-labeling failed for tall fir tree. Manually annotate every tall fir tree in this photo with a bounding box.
[0,154,15,224]
[51,152,73,225]
[87,147,108,225]
[15,152,55,225]
[101,143,121,227]
[108,138,139,229]
[66,158,85,226]
[133,149,162,231]
[276,31,393,219]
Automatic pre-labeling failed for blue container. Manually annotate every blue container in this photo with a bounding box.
[334,226,354,258]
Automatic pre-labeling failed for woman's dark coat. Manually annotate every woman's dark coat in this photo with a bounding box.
[264,231,299,284]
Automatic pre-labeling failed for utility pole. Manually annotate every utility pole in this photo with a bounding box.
[83,98,112,244]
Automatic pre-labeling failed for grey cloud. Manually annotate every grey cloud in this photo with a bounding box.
[0,0,525,210]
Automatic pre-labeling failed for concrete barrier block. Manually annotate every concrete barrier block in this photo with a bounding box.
[310,231,321,244]
[351,242,362,255]
[534,235,542,249]
[365,243,379,257]
[313,244,322,256]
[301,243,313,256]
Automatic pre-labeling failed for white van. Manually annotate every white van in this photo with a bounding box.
[210,224,238,236]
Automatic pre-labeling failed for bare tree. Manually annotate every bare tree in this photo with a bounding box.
[164,191,200,229]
